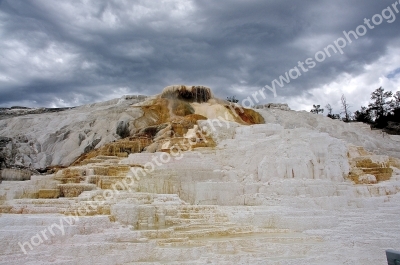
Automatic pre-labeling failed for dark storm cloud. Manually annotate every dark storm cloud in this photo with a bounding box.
[0,0,399,108]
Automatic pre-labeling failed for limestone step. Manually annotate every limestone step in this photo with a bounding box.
[172,223,236,231]
[11,199,74,205]
[64,202,111,216]
[176,212,228,219]
[0,205,69,214]
[58,183,97,197]
[0,198,74,214]
[96,155,122,160]
[38,189,61,199]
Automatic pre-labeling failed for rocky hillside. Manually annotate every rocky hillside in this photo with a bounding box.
[2,88,399,173]
[0,86,263,174]
[1,86,400,264]
[0,95,148,172]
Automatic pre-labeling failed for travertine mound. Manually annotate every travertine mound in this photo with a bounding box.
[0,119,399,264]
[71,93,263,166]
[1,88,400,264]
[0,87,264,172]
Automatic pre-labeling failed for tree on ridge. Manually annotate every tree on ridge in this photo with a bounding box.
[341,94,351,122]
[310,104,324,114]
[368,87,393,120]
[325,104,340,119]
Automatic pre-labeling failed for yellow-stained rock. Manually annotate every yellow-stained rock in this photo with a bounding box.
[38,189,61,199]
[348,146,394,184]
[58,183,97,197]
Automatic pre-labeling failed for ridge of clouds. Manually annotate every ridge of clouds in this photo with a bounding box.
[0,0,399,111]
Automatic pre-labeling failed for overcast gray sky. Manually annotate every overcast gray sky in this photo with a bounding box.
[1,0,399,113]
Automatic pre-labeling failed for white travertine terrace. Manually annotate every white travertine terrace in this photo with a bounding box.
[0,91,400,264]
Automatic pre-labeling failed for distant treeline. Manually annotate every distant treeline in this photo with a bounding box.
[311,87,400,134]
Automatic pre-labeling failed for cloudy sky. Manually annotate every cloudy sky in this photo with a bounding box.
[1,0,400,113]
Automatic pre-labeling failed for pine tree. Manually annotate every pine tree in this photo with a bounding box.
[392,91,400,109]
[368,87,393,120]
[354,106,372,123]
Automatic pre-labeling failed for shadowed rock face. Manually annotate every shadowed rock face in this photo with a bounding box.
[116,120,130,139]
[161,85,213,103]
[384,121,400,135]
[0,137,12,170]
